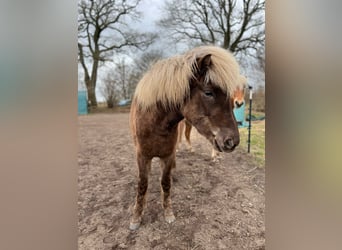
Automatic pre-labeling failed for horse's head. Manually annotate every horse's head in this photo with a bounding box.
[181,53,240,153]
[232,75,247,108]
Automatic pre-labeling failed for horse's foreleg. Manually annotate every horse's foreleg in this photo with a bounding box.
[211,148,218,161]
[211,148,222,162]
[130,154,151,230]
[160,154,176,223]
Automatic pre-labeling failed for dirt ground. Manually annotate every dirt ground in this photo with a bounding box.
[78,113,265,250]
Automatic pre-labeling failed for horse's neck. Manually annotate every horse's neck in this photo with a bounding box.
[165,111,184,130]
[152,106,184,131]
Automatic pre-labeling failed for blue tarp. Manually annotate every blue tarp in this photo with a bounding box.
[233,103,248,128]
[117,99,131,106]
[78,90,88,115]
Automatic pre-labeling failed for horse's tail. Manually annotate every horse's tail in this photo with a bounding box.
[129,99,138,146]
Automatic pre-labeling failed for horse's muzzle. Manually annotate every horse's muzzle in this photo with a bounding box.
[224,138,236,151]
[214,135,239,153]
[235,100,244,108]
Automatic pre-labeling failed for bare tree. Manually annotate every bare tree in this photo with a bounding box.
[256,45,265,72]
[101,72,119,108]
[102,58,136,106]
[78,0,156,107]
[128,50,165,96]
[134,49,164,74]
[100,49,165,108]
[159,0,265,57]
[247,85,264,112]
[113,58,131,100]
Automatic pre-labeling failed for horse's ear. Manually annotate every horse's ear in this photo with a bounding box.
[196,54,212,75]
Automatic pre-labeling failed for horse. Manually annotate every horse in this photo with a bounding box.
[129,46,241,230]
[177,75,247,161]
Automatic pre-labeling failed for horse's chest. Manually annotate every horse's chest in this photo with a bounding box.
[137,129,177,158]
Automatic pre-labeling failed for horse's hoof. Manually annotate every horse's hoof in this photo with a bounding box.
[212,157,218,162]
[129,222,141,230]
[165,213,176,223]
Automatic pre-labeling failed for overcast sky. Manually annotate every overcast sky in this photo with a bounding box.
[136,0,165,32]
[130,0,187,56]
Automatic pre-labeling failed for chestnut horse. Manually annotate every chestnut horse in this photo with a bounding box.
[129,46,241,230]
[177,75,247,161]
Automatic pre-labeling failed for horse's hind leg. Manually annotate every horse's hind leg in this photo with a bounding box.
[176,120,185,151]
[184,120,193,152]
[160,154,176,223]
[130,154,151,230]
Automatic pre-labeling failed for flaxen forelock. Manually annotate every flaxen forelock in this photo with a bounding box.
[134,46,241,110]
[237,75,247,89]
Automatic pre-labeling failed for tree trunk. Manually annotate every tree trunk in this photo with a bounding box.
[107,99,114,108]
[87,84,97,107]
[88,50,100,107]
[223,32,230,50]
[79,43,98,108]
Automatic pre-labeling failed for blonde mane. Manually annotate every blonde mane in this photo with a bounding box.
[134,46,241,110]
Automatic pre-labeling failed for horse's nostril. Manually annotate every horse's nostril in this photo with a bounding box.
[235,101,243,108]
[224,138,235,149]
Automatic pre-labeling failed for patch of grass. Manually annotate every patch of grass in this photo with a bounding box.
[238,119,265,168]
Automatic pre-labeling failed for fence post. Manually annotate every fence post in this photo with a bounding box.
[247,85,253,153]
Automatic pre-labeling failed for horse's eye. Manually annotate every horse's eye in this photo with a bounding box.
[204,91,214,97]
